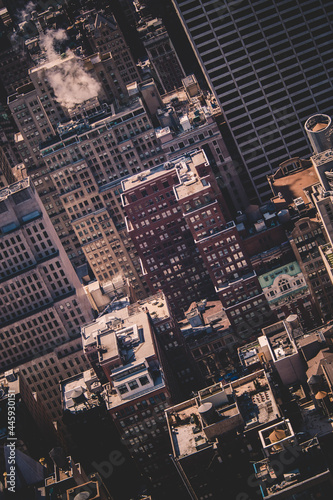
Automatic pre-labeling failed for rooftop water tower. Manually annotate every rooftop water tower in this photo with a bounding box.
[305,114,333,154]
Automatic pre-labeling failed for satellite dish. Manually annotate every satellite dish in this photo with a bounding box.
[74,492,91,500]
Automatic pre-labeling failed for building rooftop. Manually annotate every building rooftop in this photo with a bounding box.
[81,301,154,362]
[166,370,279,459]
[29,53,77,75]
[40,98,144,154]
[122,149,207,194]
[166,399,212,459]
[180,300,230,331]
[232,371,279,429]
[270,164,317,209]
[45,457,82,488]
[311,149,333,167]
[254,437,331,498]
[128,291,170,324]
[61,370,102,413]
[238,340,262,368]
[166,381,240,459]
[261,321,298,362]
[0,177,30,203]
[258,261,302,289]
[81,293,168,410]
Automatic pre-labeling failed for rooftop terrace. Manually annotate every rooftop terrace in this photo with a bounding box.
[262,321,298,362]
[254,437,331,498]
[233,371,279,429]
[61,370,102,413]
[166,371,279,459]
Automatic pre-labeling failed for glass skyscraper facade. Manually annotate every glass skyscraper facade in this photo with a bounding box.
[172,0,333,201]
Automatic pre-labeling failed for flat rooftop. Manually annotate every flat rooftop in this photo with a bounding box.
[233,372,279,429]
[238,340,261,368]
[81,302,154,364]
[262,321,297,361]
[122,150,208,195]
[166,383,239,459]
[128,292,170,324]
[254,437,331,498]
[29,53,77,74]
[167,400,211,458]
[167,371,279,459]
[311,149,333,167]
[81,294,169,410]
[61,370,102,413]
[270,165,317,207]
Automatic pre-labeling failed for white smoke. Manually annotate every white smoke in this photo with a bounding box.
[39,28,67,61]
[17,1,36,24]
[39,29,101,109]
[11,1,37,50]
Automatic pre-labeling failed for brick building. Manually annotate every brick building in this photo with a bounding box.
[122,150,272,333]
[138,18,186,93]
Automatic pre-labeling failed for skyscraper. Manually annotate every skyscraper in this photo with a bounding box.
[172,0,333,201]
[0,177,93,372]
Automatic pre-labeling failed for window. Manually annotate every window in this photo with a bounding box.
[139,376,149,386]
[118,385,128,395]
[128,380,139,390]
[278,278,291,292]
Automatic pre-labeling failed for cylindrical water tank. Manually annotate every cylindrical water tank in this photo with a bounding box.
[286,314,301,335]
[277,209,290,223]
[304,114,333,154]
[74,492,91,500]
[198,402,216,425]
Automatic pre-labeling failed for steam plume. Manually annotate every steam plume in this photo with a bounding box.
[17,1,36,23]
[40,29,101,109]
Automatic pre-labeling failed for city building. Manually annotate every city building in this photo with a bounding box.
[0,39,32,97]
[138,17,186,93]
[42,454,113,500]
[290,217,333,322]
[121,151,216,316]
[253,436,333,499]
[259,320,307,386]
[173,150,273,332]
[0,177,93,374]
[60,370,143,499]
[0,102,21,169]
[80,293,178,492]
[179,299,236,386]
[16,337,90,422]
[0,369,59,467]
[172,0,333,201]
[0,133,15,188]
[37,95,164,280]
[81,11,141,95]
[258,261,319,328]
[122,149,273,329]
[165,370,280,498]
[268,153,333,322]
[8,81,56,170]
[154,73,248,211]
